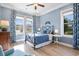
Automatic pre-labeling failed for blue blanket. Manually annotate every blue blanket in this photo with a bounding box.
[27,34,49,45]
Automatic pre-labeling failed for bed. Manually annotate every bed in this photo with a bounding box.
[25,21,54,49]
[25,33,52,49]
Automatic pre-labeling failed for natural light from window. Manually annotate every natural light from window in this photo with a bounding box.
[63,11,73,35]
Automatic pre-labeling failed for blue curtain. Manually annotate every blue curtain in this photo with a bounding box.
[9,10,16,43]
[73,3,79,48]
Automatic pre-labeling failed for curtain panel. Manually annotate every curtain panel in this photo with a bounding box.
[9,10,16,43]
[73,3,79,48]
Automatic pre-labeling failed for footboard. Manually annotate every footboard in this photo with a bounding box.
[25,34,50,49]
[35,34,49,45]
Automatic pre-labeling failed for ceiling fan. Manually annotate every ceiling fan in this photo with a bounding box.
[26,3,45,10]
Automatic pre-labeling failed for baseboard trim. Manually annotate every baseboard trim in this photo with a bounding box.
[55,41,73,48]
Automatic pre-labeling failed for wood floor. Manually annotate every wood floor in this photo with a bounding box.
[24,43,79,56]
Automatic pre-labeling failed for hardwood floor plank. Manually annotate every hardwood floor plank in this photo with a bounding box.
[25,43,79,56]
[14,42,79,56]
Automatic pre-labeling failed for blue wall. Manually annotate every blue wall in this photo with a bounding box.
[35,16,41,31]
[40,9,61,34]
[59,37,73,45]
[0,6,12,20]
[40,4,73,45]
[33,16,36,33]
[33,16,41,33]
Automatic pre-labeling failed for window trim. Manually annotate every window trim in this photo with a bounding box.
[60,8,73,37]
[15,16,33,34]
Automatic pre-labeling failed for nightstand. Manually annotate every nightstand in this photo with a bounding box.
[52,35,62,43]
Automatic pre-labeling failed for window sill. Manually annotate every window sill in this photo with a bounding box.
[62,35,73,38]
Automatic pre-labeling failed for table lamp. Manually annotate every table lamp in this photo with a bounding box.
[55,29,59,34]
[37,28,41,32]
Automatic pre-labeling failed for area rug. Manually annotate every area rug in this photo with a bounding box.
[12,44,33,56]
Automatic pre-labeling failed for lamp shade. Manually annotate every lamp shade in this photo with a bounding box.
[55,29,59,34]
[37,28,41,31]
[0,20,9,26]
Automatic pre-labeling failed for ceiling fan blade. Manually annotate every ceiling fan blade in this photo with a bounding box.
[26,4,34,6]
[38,4,45,7]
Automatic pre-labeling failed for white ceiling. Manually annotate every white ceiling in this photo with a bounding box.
[0,3,69,16]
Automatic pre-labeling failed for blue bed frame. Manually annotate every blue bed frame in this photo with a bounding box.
[25,34,49,49]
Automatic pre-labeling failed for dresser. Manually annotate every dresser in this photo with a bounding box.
[0,32,11,51]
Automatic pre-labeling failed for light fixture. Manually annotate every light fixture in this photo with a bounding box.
[37,28,41,32]
[0,20,9,26]
[55,29,59,34]
[26,3,45,10]
[34,3,38,7]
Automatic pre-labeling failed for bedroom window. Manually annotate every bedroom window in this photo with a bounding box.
[64,12,73,35]
[25,18,33,33]
[15,16,25,35]
[61,9,73,36]
[15,16,33,41]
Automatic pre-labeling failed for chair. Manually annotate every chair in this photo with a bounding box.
[0,45,32,56]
